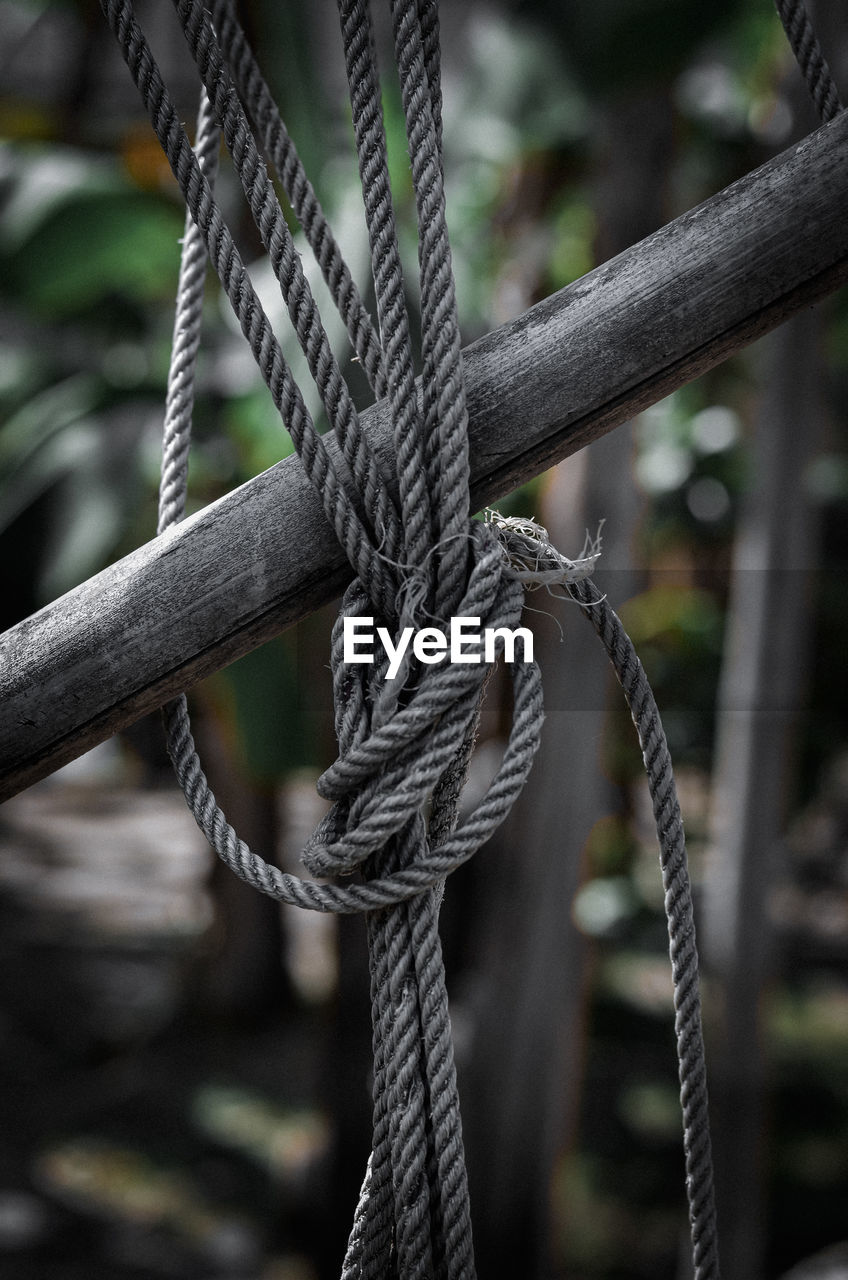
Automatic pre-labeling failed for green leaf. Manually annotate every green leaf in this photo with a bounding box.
[0,417,102,536]
[0,372,100,478]
[37,468,126,601]
[223,387,296,478]
[210,635,315,784]
[4,191,184,316]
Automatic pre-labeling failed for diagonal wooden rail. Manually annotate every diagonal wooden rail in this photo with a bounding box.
[2,112,848,802]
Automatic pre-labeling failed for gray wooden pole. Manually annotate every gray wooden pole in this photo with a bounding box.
[3,112,848,800]
[702,309,825,1280]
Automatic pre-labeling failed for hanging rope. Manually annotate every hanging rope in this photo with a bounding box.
[774,0,843,122]
[578,578,718,1278]
[205,0,386,395]
[158,85,220,533]
[101,2,720,1276]
[489,515,720,1279]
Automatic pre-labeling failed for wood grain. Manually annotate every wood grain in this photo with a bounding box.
[3,112,848,800]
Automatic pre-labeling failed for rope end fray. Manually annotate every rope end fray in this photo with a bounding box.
[485,508,604,591]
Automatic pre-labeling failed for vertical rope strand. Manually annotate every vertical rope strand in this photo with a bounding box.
[173,0,402,578]
[208,0,386,397]
[338,0,434,583]
[101,0,398,617]
[158,87,219,533]
[774,0,842,121]
[570,578,720,1280]
[390,0,471,617]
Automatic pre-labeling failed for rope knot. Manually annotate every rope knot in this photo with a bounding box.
[301,520,534,880]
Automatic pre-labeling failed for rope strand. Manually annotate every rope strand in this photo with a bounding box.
[158,86,219,533]
[572,580,720,1280]
[774,0,842,121]
[492,517,720,1280]
[208,0,386,395]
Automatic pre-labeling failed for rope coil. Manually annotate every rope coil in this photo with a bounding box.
[101,1,725,1275]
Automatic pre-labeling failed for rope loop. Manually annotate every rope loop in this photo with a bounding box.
[164,558,544,916]
[303,521,533,878]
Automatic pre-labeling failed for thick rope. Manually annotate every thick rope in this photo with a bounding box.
[391,0,470,619]
[174,0,403,581]
[207,0,386,397]
[339,0,433,588]
[574,580,719,1280]
[490,520,720,1280]
[101,0,400,619]
[333,8,477,1272]
[103,2,720,1275]
[158,87,219,533]
[774,0,842,122]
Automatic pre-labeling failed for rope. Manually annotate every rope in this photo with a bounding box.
[774,0,843,122]
[207,0,386,397]
[158,86,219,533]
[339,0,432,586]
[490,524,720,1280]
[100,2,720,1275]
[101,0,400,618]
[104,1,524,1270]
[576,583,719,1280]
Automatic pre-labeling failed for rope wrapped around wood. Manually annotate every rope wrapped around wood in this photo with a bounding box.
[101,1,721,1275]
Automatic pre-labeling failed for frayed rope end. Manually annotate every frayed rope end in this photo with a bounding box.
[485,508,603,588]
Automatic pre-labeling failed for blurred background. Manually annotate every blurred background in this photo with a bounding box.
[1,0,847,1277]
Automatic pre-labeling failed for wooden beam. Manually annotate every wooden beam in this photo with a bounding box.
[3,112,848,801]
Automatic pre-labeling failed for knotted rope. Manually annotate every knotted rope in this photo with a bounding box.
[102,1,721,1275]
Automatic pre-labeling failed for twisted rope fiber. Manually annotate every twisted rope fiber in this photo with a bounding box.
[569,574,719,1280]
[339,0,433,585]
[154,0,479,1269]
[482,517,720,1278]
[101,0,400,621]
[391,0,470,619]
[163,605,543,913]
[122,0,525,1254]
[207,0,386,397]
[158,85,220,533]
[343,622,489,1280]
[774,0,842,121]
[417,1,444,160]
[104,1,544,886]
[334,5,477,1273]
[350,5,479,1271]
[173,0,402,578]
[106,0,719,1274]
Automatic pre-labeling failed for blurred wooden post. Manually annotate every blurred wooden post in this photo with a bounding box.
[701,309,826,1280]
